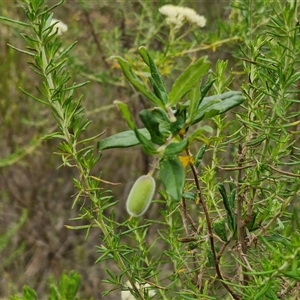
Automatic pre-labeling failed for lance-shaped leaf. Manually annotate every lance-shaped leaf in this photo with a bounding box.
[170,106,187,135]
[186,85,201,125]
[134,127,158,155]
[168,57,211,107]
[186,126,213,147]
[139,109,166,145]
[186,79,216,125]
[160,156,185,201]
[150,77,169,104]
[218,183,236,233]
[202,91,244,119]
[114,100,135,130]
[164,139,188,156]
[195,144,207,168]
[138,46,168,104]
[114,101,158,155]
[152,107,171,137]
[201,78,216,98]
[191,91,245,125]
[97,128,151,151]
[113,56,164,108]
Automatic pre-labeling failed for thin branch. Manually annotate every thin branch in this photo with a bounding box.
[188,150,241,300]
[267,164,300,178]
[217,240,231,260]
[180,197,191,236]
[180,196,202,289]
[217,164,255,171]
[88,175,121,186]
[236,144,248,284]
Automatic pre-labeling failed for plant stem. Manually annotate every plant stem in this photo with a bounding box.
[188,151,240,300]
[34,18,145,300]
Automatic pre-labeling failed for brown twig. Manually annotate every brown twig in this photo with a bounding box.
[217,240,231,260]
[267,164,300,178]
[188,150,241,300]
[180,197,197,234]
[88,175,121,185]
[180,197,191,236]
[180,196,202,288]
[217,164,255,171]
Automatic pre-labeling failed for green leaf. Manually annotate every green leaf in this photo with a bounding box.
[42,132,66,140]
[186,79,216,125]
[192,91,245,124]
[201,78,216,98]
[139,109,166,145]
[134,127,158,155]
[202,92,245,119]
[30,0,45,11]
[0,16,30,27]
[59,271,81,300]
[170,106,187,135]
[186,85,201,124]
[113,56,164,108]
[113,101,157,154]
[150,78,169,104]
[160,156,185,201]
[97,128,151,151]
[218,183,236,233]
[187,126,213,143]
[23,286,38,300]
[138,46,168,104]
[48,271,81,300]
[151,107,171,137]
[213,218,227,242]
[113,100,135,130]
[195,144,207,168]
[228,182,236,210]
[164,139,188,156]
[168,57,211,107]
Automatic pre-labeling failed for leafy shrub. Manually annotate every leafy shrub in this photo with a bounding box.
[1,0,300,299]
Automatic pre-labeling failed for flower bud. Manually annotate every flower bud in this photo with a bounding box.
[126,175,156,217]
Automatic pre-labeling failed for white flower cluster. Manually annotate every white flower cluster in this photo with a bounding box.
[121,280,155,300]
[50,18,68,35]
[159,5,206,29]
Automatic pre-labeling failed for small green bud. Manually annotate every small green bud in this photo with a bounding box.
[126,175,156,217]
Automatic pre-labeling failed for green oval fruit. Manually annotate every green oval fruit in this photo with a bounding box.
[126,175,156,217]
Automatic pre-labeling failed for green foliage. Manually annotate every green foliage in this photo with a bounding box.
[48,271,81,300]
[10,271,82,300]
[167,56,211,107]
[113,56,164,108]
[159,156,185,201]
[97,129,151,151]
